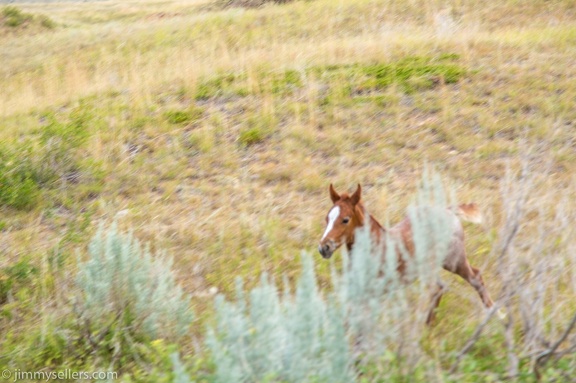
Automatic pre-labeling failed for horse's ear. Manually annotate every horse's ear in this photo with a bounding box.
[329,183,340,203]
[350,184,362,205]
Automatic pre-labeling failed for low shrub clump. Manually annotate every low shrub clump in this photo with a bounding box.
[0,107,102,210]
[0,145,41,210]
[75,223,194,366]
[1,6,55,32]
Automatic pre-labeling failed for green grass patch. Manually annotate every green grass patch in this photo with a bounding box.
[0,146,41,210]
[1,6,56,31]
[237,111,276,147]
[238,126,267,146]
[268,69,304,95]
[2,6,32,27]
[362,55,465,91]
[0,258,38,307]
[192,54,465,103]
[37,14,56,29]
[195,73,249,100]
[313,54,467,96]
[164,106,204,125]
[34,109,92,185]
[183,127,216,155]
[0,105,103,210]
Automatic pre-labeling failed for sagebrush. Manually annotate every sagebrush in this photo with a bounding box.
[75,223,194,365]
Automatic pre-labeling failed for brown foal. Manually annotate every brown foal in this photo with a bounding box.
[318,184,494,325]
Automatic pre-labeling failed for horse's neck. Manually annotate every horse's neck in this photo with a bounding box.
[369,214,387,241]
[347,213,386,252]
[357,202,386,236]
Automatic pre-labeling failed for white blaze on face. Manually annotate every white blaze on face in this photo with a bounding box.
[321,206,340,241]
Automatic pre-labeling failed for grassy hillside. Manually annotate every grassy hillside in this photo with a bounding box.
[1,0,576,381]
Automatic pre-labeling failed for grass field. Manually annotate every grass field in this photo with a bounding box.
[1,0,576,381]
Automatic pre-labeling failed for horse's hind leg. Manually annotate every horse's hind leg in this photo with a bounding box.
[426,281,446,326]
[456,259,494,308]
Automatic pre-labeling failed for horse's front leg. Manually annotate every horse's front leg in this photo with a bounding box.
[426,281,446,326]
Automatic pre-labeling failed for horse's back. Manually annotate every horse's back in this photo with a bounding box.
[404,205,464,240]
[389,205,465,270]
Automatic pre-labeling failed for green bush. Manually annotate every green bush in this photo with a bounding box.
[1,6,55,30]
[0,145,41,210]
[37,14,56,29]
[36,110,91,184]
[2,6,32,27]
[0,258,38,306]
[0,108,98,209]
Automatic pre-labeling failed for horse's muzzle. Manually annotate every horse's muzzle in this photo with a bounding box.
[318,243,334,259]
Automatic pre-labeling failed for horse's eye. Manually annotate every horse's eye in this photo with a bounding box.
[342,217,350,224]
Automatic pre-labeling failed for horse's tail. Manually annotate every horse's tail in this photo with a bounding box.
[454,203,483,224]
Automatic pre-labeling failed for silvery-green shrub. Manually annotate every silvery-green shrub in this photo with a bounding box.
[76,223,193,342]
[171,352,194,383]
[207,254,353,383]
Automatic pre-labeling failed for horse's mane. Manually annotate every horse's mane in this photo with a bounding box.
[355,199,386,232]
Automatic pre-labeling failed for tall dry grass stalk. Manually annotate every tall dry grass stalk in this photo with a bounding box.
[450,146,576,380]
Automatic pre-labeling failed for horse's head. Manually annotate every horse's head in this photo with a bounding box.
[318,183,365,259]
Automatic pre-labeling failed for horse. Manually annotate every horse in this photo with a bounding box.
[318,183,494,325]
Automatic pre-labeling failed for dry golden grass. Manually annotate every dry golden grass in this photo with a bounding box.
[1,0,576,370]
